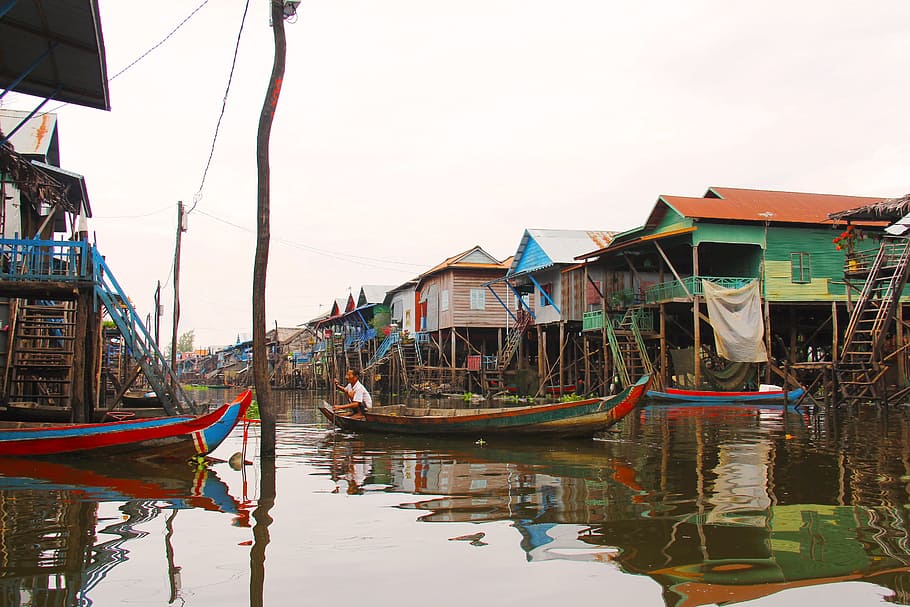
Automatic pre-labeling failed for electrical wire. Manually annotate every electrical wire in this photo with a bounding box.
[194,208,426,272]
[91,204,174,220]
[189,0,251,213]
[110,0,212,81]
[30,0,213,116]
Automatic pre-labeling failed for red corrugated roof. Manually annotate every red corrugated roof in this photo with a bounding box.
[655,188,887,226]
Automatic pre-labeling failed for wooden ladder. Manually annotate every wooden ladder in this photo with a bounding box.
[396,336,420,386]
[497,308,532,371]
[8,300,76,408]
[836,236,910,404]
[606,307,655,388]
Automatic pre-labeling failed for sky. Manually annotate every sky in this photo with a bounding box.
[6,0,910,348]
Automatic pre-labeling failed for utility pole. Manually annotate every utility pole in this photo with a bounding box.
[171,201,186,389]
[154,280,162,346]
[254,0,292,459]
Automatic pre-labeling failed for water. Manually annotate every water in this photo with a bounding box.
[2,390,910,606]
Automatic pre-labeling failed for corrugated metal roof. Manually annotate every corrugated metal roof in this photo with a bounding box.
[30,160,90,216]
[0,0,110,111]
[419,245,506,278]
[653,188,886,226]
[509,229,617,275]
[358,285,394,306]
[0,110,58,161]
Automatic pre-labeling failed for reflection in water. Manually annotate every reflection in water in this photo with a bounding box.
[311,403,910,606]
[0,459,248,606]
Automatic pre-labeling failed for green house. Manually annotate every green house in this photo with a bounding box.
[578,187,888,389]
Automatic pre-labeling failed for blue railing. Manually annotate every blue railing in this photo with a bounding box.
[91,247,196,414]
[0,238,90,281]
[366,331,400,367]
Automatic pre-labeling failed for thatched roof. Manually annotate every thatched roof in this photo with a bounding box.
[829,194,910,222]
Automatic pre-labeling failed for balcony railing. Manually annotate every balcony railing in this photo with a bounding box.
[644,276,755,303]
[583,308,655,332]
[0,238,91,281]
[583,310,604,331]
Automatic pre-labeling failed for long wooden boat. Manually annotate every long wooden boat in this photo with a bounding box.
[319,375,650,437]
[0,389,252,459]
[647,386,805,405]
[0,401,72,423]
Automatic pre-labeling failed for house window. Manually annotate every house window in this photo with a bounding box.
[441,289,450,311]
[539,283,553,307]
[470,288,485,310]
[790,252,811,283]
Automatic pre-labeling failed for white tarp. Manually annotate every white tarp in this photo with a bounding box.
[702,279,768,363]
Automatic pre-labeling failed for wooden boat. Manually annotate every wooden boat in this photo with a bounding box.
[0,389,252,459]
[319,375,650,437]
[0,401,72,423]
[120,390,161,407]
[646,386,805,405]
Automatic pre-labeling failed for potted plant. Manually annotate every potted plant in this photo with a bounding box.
[833,225,861,271]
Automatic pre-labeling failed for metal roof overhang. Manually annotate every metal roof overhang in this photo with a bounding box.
[30,159,91,216]
[483,263,555,287]
[0,0,110,111]
[575,226,697,261]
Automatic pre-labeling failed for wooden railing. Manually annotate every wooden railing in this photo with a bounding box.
[644,276,755,303]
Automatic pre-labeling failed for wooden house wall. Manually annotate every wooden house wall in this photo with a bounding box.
[449,269,510,329]
[693,223,763,247]
[1,185,23,238]
[763,226,845,302]
[562,265,606,320]
[530,267,561,325]
[435,272,456,329]
[389,289,418,334]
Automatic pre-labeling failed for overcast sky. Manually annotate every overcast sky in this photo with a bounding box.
[7,0,910,348]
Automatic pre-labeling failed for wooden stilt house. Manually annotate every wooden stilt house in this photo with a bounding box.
[826,195,910,404]
[486,229,617,396]
[576,187,886,393]
[408,246,511,394]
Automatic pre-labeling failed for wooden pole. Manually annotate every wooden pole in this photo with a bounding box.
[559,322,565,392]
[72,292,89,422]
[693,244,701,388]
[660,302,667,389]
[254,0,287,459]
[538,325,545,393]
[170,201,184,391]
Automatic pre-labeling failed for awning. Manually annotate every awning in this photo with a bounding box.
[0,0,110,111]
[30,159,91,216]
[575,226,697,260]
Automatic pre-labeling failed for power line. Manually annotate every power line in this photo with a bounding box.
[92,204,173,220]
[110,0,212,81]
[32,0,213,116]
[194,208,425,272]
[189,0,251,213]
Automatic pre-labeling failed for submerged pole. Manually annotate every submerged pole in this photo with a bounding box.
[253,0,288,458]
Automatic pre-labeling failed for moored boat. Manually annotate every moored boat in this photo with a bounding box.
[646,386,805,405]
[0,389,252,459]
[319,375,650,437]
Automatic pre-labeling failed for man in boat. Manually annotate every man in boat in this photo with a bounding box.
[333,369,373,419]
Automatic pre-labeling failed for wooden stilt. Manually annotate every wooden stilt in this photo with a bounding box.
[693,244,701,388]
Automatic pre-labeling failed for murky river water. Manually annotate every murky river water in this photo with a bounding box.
[3,390,910,606]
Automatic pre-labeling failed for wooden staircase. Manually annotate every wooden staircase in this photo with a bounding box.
[396,336,422,386]
[497,308,532,371]
[836,236,910,404]
[606,308,655,388]
[7,300,75,408]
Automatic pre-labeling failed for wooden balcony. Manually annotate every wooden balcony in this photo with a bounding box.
[644,275,755,303]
